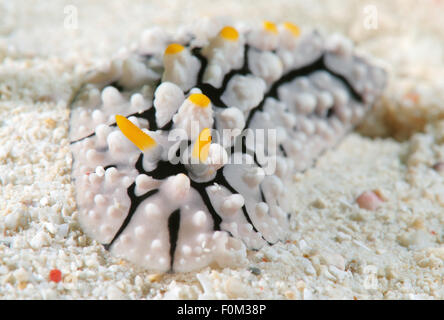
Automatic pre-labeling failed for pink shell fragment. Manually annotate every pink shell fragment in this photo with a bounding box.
[356,190,383,211]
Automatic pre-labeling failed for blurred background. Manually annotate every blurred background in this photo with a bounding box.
[0,0,442,60]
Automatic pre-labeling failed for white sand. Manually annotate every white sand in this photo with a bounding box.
[1,0,444,299]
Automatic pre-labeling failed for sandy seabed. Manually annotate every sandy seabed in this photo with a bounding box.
[1,0,444,299]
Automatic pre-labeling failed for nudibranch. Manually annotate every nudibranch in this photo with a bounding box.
[69,21,386,272]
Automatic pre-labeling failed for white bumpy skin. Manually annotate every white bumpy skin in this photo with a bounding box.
[69,20,386,273]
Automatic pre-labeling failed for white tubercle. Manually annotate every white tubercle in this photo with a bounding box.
[162,44,200,91]
[101,86,124,108]
[202,26,245,88]
[172,93,214,141]
[316,91,334,116]
[221,194,245,215]
[274,156,288,178]
[161,173,191,203]
[298,117,316,136]
[247,21,279,51]
[221,75,266,113]
[326,33,354,57]
[107,129,139,156]
[217,107,245,148]
[186,142,227,182]
[294,92,317,114]
[219,106,245,130]
[255,202,269,219]
[135,174,160,196]
[248,50,283,84]
[153,82,185,128]
[130,93,148,113]
[95,124,111,147]
[262,175,284,199]
[206,143,228,171]
[278,22,301,50]
[242,166,265,187]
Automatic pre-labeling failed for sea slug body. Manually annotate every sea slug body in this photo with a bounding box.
[69,20,386,273]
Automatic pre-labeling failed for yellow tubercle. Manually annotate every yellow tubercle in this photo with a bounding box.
[263,21,278,34]
[189,93,211,108]
[164,43,185,55]
[283,22,301,37]
[192,128,211,163]
[115,115,156,151]
[219,26,239,41]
